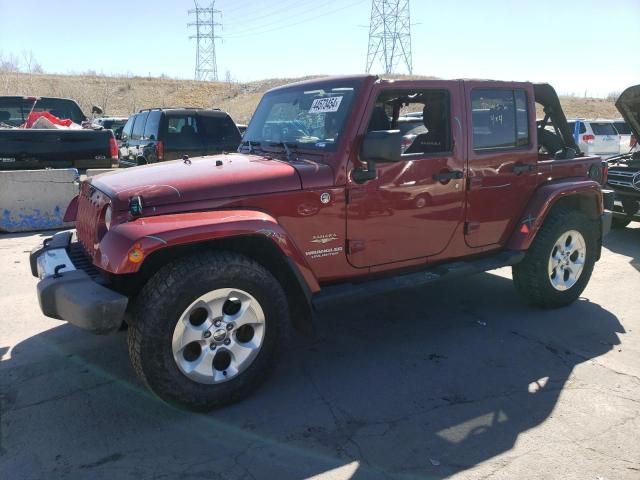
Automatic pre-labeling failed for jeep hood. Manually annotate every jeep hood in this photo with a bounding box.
[616,84,640,138]
[91,153,302,209]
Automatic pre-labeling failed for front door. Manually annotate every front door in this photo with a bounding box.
[346,83,466,268]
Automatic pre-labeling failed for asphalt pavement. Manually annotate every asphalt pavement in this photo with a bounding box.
[1,226,639,479]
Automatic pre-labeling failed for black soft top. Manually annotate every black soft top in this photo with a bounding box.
[534,84,579,153]
[616,85,640,139]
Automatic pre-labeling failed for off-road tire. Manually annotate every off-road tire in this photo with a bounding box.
[611,216,632,229]
[512,208,597,308]
[127,251,289,411]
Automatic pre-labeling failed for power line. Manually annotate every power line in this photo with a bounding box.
[366,0,413,75]
[223,0,367,39]
[221,0,305,22]
[188,0,222,81]
[223,0,340,36]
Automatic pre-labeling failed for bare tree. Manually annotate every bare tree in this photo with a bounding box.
[0,51,20,94]
[92,77,117,115]
[0,51,20,72]
[22,50,43,90]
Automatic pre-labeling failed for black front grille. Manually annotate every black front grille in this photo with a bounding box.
[68,241,105,283]
[608,169,639,192]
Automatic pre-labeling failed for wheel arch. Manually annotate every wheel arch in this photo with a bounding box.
[98,210,318,335]
[507,180,603,251]
[136,235,315,335]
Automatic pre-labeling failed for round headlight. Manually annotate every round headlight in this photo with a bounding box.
[588,164,603,184]
[104,205,112,230]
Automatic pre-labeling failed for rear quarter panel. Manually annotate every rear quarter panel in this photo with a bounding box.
[507,177,603,251]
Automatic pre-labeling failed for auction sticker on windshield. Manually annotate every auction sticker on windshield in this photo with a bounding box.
[309,96,343,114]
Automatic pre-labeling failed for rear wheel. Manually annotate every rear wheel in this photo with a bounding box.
[513,208,597,308]
[128,251,288,410]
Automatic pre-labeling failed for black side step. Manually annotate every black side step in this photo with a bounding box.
[312,250,525,311]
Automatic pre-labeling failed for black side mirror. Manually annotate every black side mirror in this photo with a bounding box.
[91,105,104,115]
[361,130,403,163]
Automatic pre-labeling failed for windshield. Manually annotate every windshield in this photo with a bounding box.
[242,82,360,151]
[0,97,85,127]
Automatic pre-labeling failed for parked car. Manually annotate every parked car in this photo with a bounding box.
[612,119,634,152]
[606,86,640,228]
[93,116,129,140]
[0,96,117,170]
[118,108,241,167]
[568,119,621,157]
[31,75,612,410]
[396,115,427,153]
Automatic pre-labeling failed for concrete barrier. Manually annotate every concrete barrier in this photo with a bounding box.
[0,169,79,233]
[85,168,116,178]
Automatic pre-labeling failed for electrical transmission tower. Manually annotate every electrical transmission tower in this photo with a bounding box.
[188,1,221,81]
[366,0,413,75]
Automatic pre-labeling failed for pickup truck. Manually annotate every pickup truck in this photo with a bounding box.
[30,75,613,410]
[605,85,640,228]
[0,96,118,170]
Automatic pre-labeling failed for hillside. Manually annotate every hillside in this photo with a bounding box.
[0,72,622,123]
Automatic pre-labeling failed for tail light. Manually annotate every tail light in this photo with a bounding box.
[155,141,164,161]
[582,134,595,144]
[588,163,605,184]
[631,134,637,148]
[109,137,118,159]
[401,135,416,154]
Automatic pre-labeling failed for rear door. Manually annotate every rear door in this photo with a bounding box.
[197,113,242,154]
[589,121,620,155]
[464,82,539,248]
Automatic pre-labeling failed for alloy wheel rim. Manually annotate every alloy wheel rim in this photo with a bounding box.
[171,288,266,384]
[547,230,586,292]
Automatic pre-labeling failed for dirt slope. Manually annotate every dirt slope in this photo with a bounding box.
[0,72,621,123]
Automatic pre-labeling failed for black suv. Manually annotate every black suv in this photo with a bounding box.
[118,108,241,167]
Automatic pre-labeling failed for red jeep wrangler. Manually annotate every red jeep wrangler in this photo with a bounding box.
[31,76,613,410]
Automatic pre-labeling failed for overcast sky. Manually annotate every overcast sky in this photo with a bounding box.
[0,0,638,97]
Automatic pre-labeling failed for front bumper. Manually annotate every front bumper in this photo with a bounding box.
[30,231,128,335]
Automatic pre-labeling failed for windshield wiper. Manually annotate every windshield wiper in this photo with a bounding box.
[261,141,299,162]
[240,140,262,154]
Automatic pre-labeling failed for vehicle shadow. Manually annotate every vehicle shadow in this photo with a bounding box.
[603,222,640,273]
[0,271,624,479]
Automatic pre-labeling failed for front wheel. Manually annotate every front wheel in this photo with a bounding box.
[128,252,288,410]
[513,208,597,308]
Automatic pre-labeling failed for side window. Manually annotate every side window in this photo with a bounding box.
[131,111,149,140]
[121,116,135,141]
[568,121,587,136]
[367,89,451,155]
[198,115,241,146]
[144,111,162,140]
[165,115,199,146]
[472,89,529,150]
